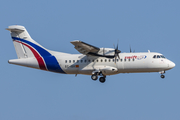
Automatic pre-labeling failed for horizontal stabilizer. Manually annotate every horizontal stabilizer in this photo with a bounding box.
[6,25,25,32]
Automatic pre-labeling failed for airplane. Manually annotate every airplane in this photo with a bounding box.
[6,25,175,83]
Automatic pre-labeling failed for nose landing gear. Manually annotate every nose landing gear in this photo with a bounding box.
[161,74,165,78]
[159,71,165,79]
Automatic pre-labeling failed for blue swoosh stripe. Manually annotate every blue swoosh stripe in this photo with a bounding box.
[12,37,66,74]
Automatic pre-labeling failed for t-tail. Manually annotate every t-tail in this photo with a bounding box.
[7,25,65,73]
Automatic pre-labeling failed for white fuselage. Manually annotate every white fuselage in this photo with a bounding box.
[53,52,175,75]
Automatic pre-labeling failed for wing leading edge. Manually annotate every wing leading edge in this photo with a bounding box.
[71,40,120,59]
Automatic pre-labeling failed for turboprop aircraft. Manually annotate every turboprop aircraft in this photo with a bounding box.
[7,25,175,83]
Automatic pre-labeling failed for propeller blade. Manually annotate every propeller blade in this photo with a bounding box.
[117,39,119,49]
[115,56,117,63]
[103,48,105,56]
[113,40,121,64]
[118,54,120,59]
[130,45,132,53]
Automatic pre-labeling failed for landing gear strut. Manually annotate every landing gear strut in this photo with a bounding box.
[159,71,165,79]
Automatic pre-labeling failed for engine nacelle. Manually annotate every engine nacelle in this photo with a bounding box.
[94,66,118,75]
[97,48,115,57]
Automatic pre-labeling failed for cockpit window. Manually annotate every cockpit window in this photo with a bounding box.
[153,55,166,59]
[160,55,166,58]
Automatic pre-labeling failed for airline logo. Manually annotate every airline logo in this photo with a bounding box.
[125,55,147,60]
[136,55,147,60]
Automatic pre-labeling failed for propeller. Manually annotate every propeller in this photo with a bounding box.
[129,45,135,53]
[103,48,105,56]
[113,43,121,63]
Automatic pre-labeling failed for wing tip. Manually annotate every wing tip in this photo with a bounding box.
[71,40,81,43]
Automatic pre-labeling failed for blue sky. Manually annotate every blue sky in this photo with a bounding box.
[1,0,179,120]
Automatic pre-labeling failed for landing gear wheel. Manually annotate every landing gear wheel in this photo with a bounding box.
[91,75,98,80]
[161,75,165,79]
[99,77,106,83]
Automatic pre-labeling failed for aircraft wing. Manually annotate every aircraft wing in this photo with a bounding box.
[71,40,100,55]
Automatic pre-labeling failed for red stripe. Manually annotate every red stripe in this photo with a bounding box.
[15,40,47,70]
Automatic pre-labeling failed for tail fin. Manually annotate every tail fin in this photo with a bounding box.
[6,25,47,59]
[7,25,66,73]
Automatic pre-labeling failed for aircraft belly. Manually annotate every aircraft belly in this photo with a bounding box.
[59,63,78,74]
[78,65,94,75]
[119,68,164,73]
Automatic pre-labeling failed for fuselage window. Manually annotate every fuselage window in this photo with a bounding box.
[77,60,79,63]
[109,59,111,62]
[69,60,71,63]
[96,60,98,62]
[112,59,115,62]
[65,60,67,63]
[105,59,107,62]
[124,59,126,62]
[92,60,94,62]
[101,59,103,62]
[116,59,119,62]
[88,60,91,62]
[121,59,123,62]
[73,60,75,63]
[129,59,130,61]
[133,59,135,61]
[81,60,83,63]
[84,60,86,62]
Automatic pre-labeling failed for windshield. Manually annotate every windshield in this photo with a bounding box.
[153,55,166,59]
[160,55,166,58]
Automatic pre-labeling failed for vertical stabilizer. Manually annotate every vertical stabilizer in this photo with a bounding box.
[6,25,45,59]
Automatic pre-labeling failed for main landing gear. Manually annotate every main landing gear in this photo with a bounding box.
[91,72,106,83]
[99,77,106,83]
[91,74,98,80]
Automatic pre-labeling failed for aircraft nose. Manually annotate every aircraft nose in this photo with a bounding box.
[169,61,175,68]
